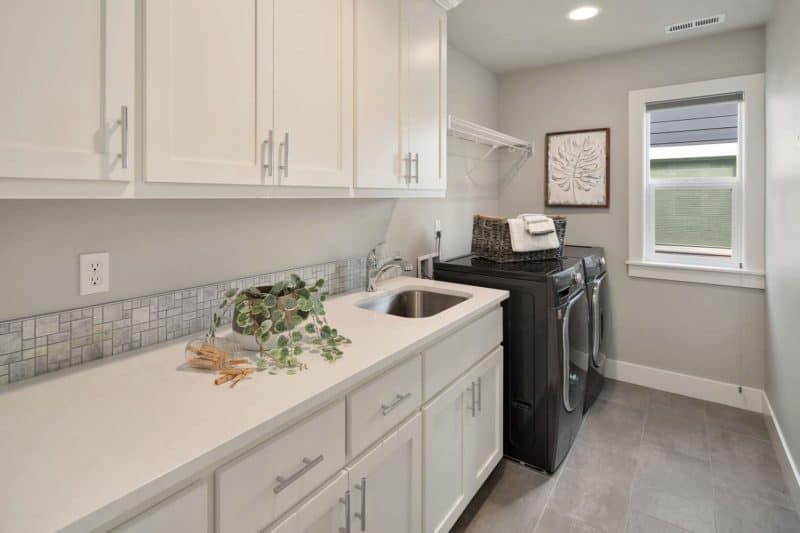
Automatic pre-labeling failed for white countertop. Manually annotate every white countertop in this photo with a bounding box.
[0,277,507,532]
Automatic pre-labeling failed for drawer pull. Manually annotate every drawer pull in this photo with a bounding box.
[468,381,477,417]
[477,377,483,412]
[273,454,324,494]
[354,477,367,531]
[339,491,351,533]
[380,393,412,416]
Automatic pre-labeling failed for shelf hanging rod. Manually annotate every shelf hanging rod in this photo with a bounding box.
[447,115,533,153]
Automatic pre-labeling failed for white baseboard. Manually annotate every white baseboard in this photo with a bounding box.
[603,357,764,412]
[763,393,800,512]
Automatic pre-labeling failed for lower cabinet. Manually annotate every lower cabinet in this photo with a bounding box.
[103,308,503,533]
[347,413,423,533]
[422,348,503,533]
[463,347,503,497]
[112,480,210,533]
[268,471,350,533]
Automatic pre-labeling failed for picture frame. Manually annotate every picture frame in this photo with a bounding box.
[545,128,610,207]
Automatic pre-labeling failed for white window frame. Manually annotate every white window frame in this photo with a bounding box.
[627,74,765,289]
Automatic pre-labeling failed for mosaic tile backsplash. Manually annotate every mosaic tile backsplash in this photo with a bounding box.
[0,256,368,387]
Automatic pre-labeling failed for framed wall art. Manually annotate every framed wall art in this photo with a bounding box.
[545,128,610,207]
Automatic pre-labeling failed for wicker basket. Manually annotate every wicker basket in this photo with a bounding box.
[471,214,567,263]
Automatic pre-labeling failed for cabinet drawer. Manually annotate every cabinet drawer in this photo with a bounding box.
[348,354,421,457]
[216,400,346,533]
[113,480,210,533]
[422,308,502,400]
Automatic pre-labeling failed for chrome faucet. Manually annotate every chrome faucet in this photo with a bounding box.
[366,246,413,292]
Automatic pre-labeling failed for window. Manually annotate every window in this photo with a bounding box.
[628,75,765,289]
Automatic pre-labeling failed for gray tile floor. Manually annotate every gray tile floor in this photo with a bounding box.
[451,380,800,533]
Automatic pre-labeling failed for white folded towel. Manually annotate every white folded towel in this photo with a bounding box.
[507,217,560,252]
[518,213,556,236]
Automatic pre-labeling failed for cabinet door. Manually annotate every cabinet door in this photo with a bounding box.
[144,0,271,185]
[273,0,353,188]
[347,414,422,533]
[113,480,210,533]
[422,375,468,533]
[405,0,446,190]
[354,0,409,189]
[0,0,134,181]
[268,471,349,533]
[463,348,503,497]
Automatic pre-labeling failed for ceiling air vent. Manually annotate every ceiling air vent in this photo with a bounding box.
[665,14,726,34]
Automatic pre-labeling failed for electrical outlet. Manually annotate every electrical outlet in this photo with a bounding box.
[80,252,110,295]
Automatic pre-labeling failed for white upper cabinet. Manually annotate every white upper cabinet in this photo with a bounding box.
[145,0,352,188]
[273,0,353,188]
[144,0,270,185]
[1,0,445,197]
[405,0,446,190]
[354,0,406,189]
[0,0,134,182]
[355,0,446,191]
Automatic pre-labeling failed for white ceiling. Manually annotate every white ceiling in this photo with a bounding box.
[448,0,775,73]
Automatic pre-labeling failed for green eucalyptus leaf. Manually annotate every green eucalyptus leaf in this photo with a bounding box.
[260,318,273,330]
[290,314,305,327]
[297,288,311,299]
[280,346,290,358]
[294,345,303,356]
[274,320,287,333]
[263,293,277,307]
[290,273,302,286]
[305,323,316,334]
[277,335,289,347]
[315,279,325,288]
[283,297,298,311]
[291,330,303,342]
[271,309,286,322]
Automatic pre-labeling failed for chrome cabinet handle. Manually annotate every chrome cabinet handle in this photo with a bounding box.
[118,106,128,169]
[263,130,274,177]
[278,132,289,178]
[354,477,366,531]
[406,152,413,183]
[339,490,351,533]
[273,454,324,494]
[468,381,476,417]
[412,153,419,182]
[476,377,482,412]
[381,393,411,416]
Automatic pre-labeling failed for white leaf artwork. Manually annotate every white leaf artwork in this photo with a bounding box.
[546,129,609,207]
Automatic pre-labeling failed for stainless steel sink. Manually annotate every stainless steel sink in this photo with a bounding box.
[358,289,470,318]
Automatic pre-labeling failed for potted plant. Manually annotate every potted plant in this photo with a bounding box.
[208,274,350,373]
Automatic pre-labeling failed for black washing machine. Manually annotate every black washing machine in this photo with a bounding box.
[434,255,589,473]
[563,246,608,413]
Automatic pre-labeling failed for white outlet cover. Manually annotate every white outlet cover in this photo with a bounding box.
[80,252,110,295]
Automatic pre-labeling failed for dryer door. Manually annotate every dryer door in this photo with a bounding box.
[560,289,588,413]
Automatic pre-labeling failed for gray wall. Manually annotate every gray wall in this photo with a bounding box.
[765,0,800,478]
[0,44,497,321]
[497,27,767,387]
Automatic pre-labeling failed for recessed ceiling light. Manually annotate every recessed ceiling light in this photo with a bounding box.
[568,6,600,21]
